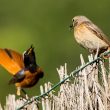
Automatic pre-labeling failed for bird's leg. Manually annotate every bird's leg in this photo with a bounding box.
[21,88,29,100]
[16,87,29,101]
[16,86,21,96]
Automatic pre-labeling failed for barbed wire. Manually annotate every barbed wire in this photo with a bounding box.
[16,51,110,110]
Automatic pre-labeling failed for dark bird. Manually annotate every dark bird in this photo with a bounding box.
[70,15,110,57]
[0,45,44,96]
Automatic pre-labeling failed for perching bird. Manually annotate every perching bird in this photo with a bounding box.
[70,15,110,56]
[0,45,44,96]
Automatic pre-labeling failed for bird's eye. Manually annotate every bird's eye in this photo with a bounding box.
[72,18,74,22]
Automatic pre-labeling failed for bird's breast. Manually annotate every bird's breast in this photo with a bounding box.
[74,25,109,50]
[15,71,42,88]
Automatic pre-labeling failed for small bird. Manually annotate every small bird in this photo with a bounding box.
[0,45,44,96]
[70,15,110,56]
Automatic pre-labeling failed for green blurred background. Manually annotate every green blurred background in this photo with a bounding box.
[0,0,110,106]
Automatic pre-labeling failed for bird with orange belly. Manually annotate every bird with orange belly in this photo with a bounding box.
[0,45,44,96]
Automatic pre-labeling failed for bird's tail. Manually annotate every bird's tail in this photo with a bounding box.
[100,47,110,59]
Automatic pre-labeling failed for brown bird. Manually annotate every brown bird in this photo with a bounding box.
[0,45,44,96]
[70,15,110,56]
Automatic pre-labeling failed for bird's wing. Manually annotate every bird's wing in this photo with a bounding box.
[9,69,25,84]
[0,48,24,75]
[84,21,110,46]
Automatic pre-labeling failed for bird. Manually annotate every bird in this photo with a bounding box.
[0,45,44,96]
[70,15,110,57]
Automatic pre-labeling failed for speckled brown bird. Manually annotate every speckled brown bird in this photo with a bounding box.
[0,45,44,96]
[70,15,110,56]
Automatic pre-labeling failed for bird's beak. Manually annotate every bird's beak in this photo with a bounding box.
[28,46,34,54]
[69,23,73,31]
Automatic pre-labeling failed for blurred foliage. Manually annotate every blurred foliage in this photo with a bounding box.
[0,0,110,105]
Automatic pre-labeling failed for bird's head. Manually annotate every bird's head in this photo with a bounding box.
[23,45,37,69]
[70,15,91,29]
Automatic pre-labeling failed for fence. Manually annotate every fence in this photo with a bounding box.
[1,53,110,110]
